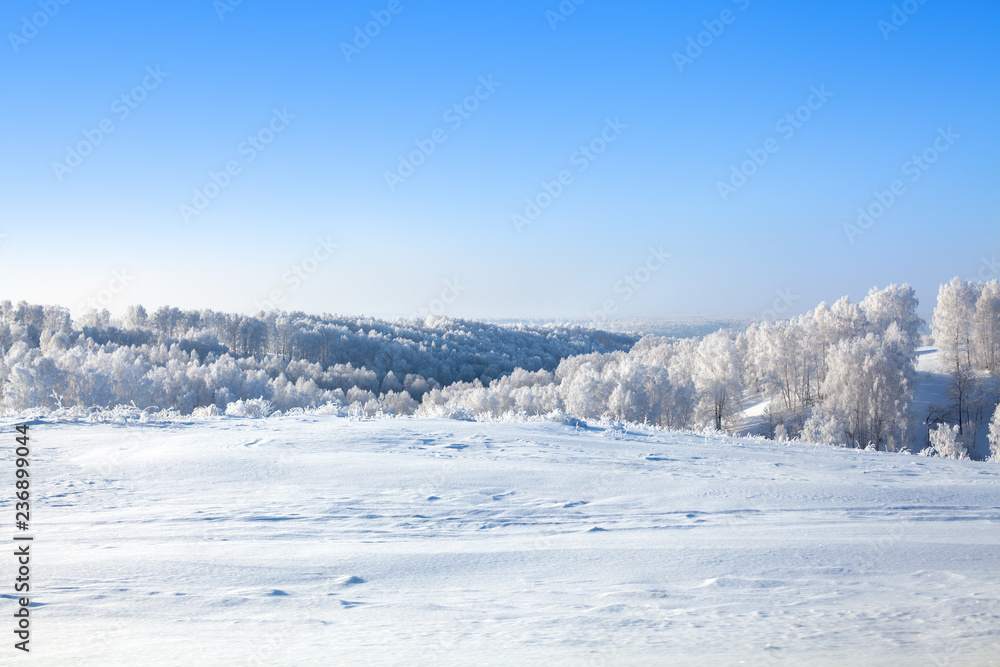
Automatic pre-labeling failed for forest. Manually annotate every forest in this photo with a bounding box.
[2,280,998,460]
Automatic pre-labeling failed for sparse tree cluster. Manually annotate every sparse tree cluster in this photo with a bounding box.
[743,285,920,450]
[930,278,1000,450]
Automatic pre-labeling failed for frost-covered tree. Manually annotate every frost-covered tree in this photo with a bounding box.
[122,304,148,330]
[972,280,1000,376]
[859,283,923,357]
[946,364,986,440]
[818,333,913,450]
[380,370,403,395]
[741,318,820,434]
[988,404,1000,461]
[558,357,607,420]
[692,331,744,431]
[932,278,980,372]
[931,278,998,447]
[827,296,866,344]
[78,309,112,330]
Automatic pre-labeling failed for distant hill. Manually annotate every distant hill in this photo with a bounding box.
[488,316,754,340]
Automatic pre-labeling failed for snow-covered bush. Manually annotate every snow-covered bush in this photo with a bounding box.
[224,397,274,419]
[310,401,345,417]
[921,423,969,460]
[800,413,848,447]
[380,390,418,416]
[191,404,221,418]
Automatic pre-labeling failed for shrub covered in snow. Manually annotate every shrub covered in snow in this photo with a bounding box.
[920,423,969,460]
[191,404,221,418]
[224,398,274,419]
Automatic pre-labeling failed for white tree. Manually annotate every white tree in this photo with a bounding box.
[122,304,148,330]
[860,283,923,356]
[828,296,866,343]
[819,333,913,450]
[972,280,1000,375]
[380,370,403,394]
[693,331,744,431]
[77,308,112,330]
[931,278,996,446]
[559,359,608,421]
[932,277,980,372]
[988,404,1000,462]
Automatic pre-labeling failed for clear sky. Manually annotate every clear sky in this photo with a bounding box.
[1,0,997,322]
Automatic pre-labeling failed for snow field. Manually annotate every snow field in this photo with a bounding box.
[9,415,1000,666]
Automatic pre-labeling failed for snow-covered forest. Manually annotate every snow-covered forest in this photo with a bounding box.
[2,280,999,460]
[0,306,636,414]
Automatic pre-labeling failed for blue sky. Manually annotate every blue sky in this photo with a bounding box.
[1,0,997,321]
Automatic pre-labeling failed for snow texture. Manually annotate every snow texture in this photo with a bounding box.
[11,415,1000,666]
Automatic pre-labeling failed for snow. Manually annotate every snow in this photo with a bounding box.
[11,415,1000,665]
[913,347,952,417]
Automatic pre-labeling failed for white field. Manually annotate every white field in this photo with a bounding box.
[7,415,1000,666]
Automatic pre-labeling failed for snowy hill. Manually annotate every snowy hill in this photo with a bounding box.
[16,415,1000,666]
